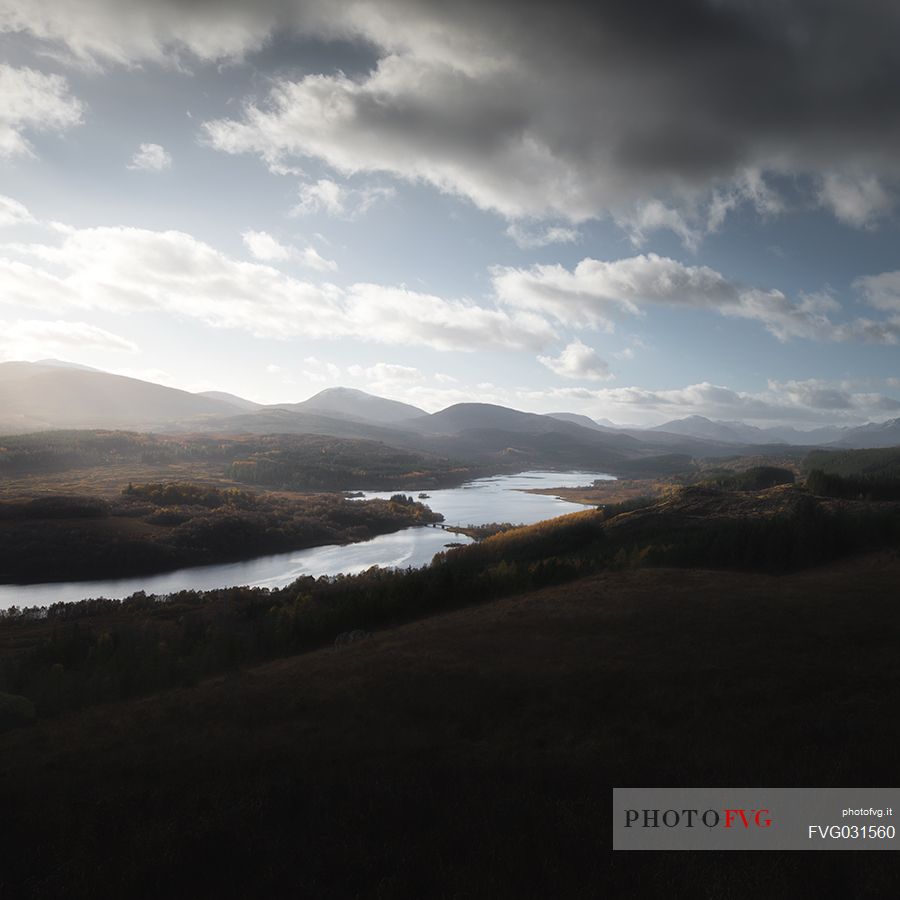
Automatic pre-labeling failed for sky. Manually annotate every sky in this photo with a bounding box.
[0,0,899,427]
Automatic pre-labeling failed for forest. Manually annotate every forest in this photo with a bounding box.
[803,445,900,478]
[0,482,441,583]
[802,447,900,500]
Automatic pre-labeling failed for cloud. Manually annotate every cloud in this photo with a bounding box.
[292,179,344,216]
[505,222,579,249]
[242,229,290,261]
[0,195,34,227]
[493,253,900,343]
[347,362,422,386]
[127,142,172,172]
[854,270,900,313]
[190,1,900,240]
[614,200,704,251]
[0,0,288,68]
[0,64,83,157]
[201,57,602,222]
[0,218,555,352]
[243,229,339,272]
[528,379,900,426]
[4,216,898,351]
[538,339,611,381]
[12,3,900,238]
[343,282,555,351]
[297,245,337,272]
[818,172,894,228]
[289,179,395,218]
[301,355,340,382]
[0,318,137,358]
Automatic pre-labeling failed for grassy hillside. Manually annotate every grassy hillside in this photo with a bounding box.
[2,556,900,898]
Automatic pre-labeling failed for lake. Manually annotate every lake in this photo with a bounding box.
[0,470,612,610]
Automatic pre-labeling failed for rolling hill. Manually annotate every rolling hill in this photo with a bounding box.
[0,361,238,433]
[197,391,262,411]
[281,387,427,425]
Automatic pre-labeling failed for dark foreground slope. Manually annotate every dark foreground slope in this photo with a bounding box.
[3,555,900,899]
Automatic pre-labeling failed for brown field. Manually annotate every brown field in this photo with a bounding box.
[3,552,899,898]
[0,460,244,500]
[525,477,673,506]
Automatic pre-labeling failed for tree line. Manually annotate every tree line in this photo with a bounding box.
[2,483,898,724]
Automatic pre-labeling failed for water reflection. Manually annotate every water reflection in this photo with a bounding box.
[0,470,612,609]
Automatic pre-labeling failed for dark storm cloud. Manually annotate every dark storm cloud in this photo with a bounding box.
[7,0,900,228]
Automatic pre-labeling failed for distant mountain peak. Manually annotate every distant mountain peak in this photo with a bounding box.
[309,386,376,399]
[285,386,427,425]
[32,358,100,371]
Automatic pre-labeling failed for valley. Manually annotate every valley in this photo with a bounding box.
[2,360,900,898]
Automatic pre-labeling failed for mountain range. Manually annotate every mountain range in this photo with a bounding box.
[1,360,897,454]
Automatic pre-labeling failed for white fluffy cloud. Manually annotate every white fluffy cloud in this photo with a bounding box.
[297,245,337,273]
[614,200,704,251]
[301,355,340,383]
[818,172,894,228]
[0,318,137,358]
[505,222,579,250]
[343,282,555,351]
[0,220,555,352]
[854,271,900,313]
[127,142,172,172]
[346,361,430,403]
[293,180,344,216]
[0,64,83,157]
[493,253,900,344]
[537,339,610,381]
[242,229,290,262]
[290,179,395,218]
[242,229,337,271]
[347,362,422,388]
[202,58,600,222]
[0,195,34,227]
